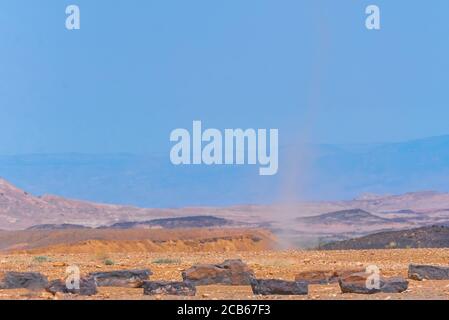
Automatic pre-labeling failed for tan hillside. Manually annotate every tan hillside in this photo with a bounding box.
[0,228,276,254]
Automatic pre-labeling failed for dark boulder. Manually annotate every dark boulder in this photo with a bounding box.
[381,277,409,293]
[339,272,408,294]
[0,272,48,290]
[143,281,196,296]
[46,277,97,296]
[89,269,152,287]
[182,259,254,285]
[250,279,308,295]
[408,264,449,281]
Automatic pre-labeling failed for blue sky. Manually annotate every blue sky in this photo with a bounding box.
[1,0,448,154]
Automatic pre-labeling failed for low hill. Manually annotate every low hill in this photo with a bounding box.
[298,209,389,225]
[320,225,449,250]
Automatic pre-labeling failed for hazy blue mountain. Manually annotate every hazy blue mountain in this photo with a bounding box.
[1,135,449,207]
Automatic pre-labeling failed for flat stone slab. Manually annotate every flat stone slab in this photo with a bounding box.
[408,264,449,281]
[89,269,152,287]
[339,272,408,294]
[182,259,254,285]
[295,269,364,284]
[143,281,196,296]
[250,279,308,295]
[0,272,48,290]
[46,277,98,296]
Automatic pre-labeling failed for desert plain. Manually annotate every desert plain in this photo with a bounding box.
[2,179,449,300]
[1,247,449,300]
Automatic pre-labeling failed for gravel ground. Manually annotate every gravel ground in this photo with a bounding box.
[1,248,449,300]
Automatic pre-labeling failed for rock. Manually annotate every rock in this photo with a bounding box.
[295,269,365,284]
[380,277,409,293]
[408,264,449,281]
[143,281,196,296]
[89,269,152,288]
[250,279,308,295]
[182,259,254,285]
[0,272,48,290]
[339,272,408,294]
[46,277,97,296]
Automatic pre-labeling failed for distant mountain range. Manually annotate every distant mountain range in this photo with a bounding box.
[0,178,263,230]
[2,135,449,207]
[3,175,449,248]
[0,177,194,230]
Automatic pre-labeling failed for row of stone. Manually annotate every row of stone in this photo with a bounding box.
[1,261,448,296]
[0,269,154,296]
[297,263,449,295]
[0,259,254,296]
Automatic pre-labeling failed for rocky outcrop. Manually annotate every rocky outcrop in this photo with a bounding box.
[46,277,97,296]
[321,226,449,250]
[0,272,48,290]
[250,279,308,295]
[339,272,408,294]
[89,269,152,287]
[143,281,196,296]
[182,259,254,285]
[408,264,449,280]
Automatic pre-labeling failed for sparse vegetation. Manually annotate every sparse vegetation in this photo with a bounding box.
[152,258,181,264]
[104,259,115,265]
[33,256,49,263]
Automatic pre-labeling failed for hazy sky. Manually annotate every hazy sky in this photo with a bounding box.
[0,0,448,154]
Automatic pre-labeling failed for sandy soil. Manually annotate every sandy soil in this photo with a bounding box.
[1,248,449,300]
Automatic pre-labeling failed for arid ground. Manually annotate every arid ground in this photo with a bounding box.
[1,248,449,300]
[1,179,449,300]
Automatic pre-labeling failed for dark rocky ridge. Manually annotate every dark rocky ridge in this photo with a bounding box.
[26,215,235,231]
[297,209,390,225]
[27,224,91,230]
[320,225,449,250]
[105,215,234,229]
